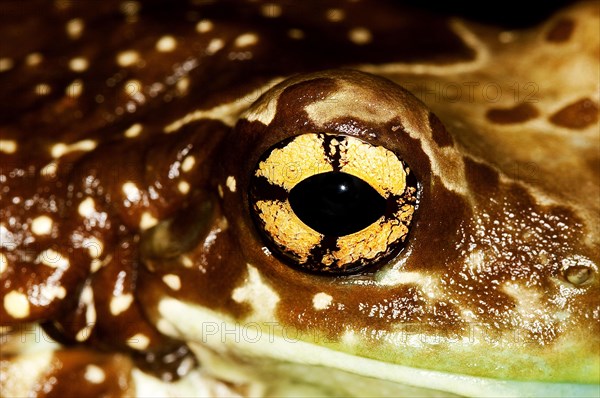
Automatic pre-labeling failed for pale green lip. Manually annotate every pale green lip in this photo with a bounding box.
[157,298,599,398]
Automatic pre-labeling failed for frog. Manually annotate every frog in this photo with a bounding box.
[0,1,598,397]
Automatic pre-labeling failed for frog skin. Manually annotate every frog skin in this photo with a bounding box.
[0,1,598,397]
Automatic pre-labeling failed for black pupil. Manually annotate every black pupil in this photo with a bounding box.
[289,171,386,236]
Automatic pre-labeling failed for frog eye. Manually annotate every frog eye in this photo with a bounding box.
[249,133,419,274]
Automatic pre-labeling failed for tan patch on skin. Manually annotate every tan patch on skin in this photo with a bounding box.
[254,134,333,191]
[549,98,598,129]
[255,200,322,263]
[486,103,539,124]
[305,80,398,126]
[546,18,575,42]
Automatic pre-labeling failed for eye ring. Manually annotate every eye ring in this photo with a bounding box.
[248,133,419,274]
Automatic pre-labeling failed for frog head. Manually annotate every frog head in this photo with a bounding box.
[139,41,598,398]
[0,1,598,397]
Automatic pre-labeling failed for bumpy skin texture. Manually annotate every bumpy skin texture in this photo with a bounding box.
[0,1,599,397]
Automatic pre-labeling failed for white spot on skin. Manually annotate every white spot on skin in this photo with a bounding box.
[181,156,196,172]
[313,292,333,310]
[124,80,142,97]
[349,27,372,45]
[124,123,143,138]
[287,29,304,40]
[0,224,14,250]
[41,162,58,178]
[326,8,345,22]
[69,57,89,72]
[226,176,236,192]
[40,284,67,302]
[35,84,52,96]
[162,274,181,291]
[178,181,190,194]
[4,291,30,319]
[377,270,439,299]
[140,212,158,230]
[180,255,194,268]
[119,0,140,17]
[117,50,140,67]
[65,79,83,98]
[466,250,486,270]
[51,140,97,158]
[235,33,259,47]
[206,38,225,55]
[83,236,104,259]
[66,18,84,39]
[0,253,7,275]
[37,249,69,269]
[31,215,53,236]
[90,259,104,273]
[25,53,43,66]
[84,365,106,384]
[76,285,96,341]
[156,318,178,336]
[110,293,133,316]
[176,77,190,94]
[195,19,213,33]
[0,140,17,154]
[128,333,150,350]
[498,31,516,43]
[261,3,282,18]
[341,330,358,346]
[164,78,282,133]
[78,197,96,218]
[156,35,177,52]
[0,58,13,72]
[122,181,142,202]
[232,264,280,320]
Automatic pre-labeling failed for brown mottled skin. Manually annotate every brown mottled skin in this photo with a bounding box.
[0,1,598,397]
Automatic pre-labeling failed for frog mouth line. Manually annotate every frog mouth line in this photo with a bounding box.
[156,297,596,398]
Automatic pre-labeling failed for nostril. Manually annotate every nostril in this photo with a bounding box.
[560,256,596,287]
[140,193,216,262]
[564,266,593,286]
